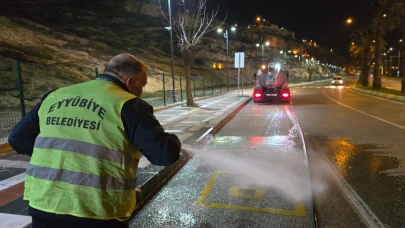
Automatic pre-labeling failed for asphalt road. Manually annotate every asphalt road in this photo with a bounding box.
[293,76,405,228]
[131,76,405,228]
[131,92,317,227]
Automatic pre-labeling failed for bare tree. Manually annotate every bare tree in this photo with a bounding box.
[301,59,317,81]
[150,0,222,106]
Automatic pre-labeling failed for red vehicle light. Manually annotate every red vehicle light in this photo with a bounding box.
[254,93,262,98]
[282,93,289,98]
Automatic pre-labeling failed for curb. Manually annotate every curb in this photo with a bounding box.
[133,149,191,213]
[131,95,252,214]
[212,97,253,134]
[351,87,405,103]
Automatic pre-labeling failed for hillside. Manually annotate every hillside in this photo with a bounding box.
[0,0,346,97]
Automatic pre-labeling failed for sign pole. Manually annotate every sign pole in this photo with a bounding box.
[238,53,241,97]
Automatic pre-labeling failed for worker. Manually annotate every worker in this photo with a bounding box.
[8,53,182,228]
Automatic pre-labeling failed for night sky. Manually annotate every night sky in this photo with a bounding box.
[212,0,374,56]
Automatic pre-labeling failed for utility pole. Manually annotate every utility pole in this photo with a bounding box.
[168,0,176,103]
[225,30,229,91]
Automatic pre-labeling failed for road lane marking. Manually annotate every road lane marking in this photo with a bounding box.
[323,90,405,131]
[310,138,386,228]
[228,186,266,200]
[0,160,29,169]
[195,171,306,217]
[0,173,25,191]
[324,157,386,228]
[0,213,31,228]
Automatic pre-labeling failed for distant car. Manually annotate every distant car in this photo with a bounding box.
[332,76,343,85]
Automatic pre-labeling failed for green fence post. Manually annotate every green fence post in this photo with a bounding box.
[203,77,205,96]
[211,77,214,95]
[95,67,99,77]
[15,61,26,117]
[163,74,166,106]
[180,75,183,102]
[193,78,196,97]
[219,77,222,93]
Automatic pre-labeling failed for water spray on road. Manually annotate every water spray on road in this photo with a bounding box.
[182,134,328,202]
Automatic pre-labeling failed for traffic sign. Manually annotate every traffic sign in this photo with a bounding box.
[234,52,245,68]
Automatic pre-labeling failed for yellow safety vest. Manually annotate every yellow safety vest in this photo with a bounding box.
[24,79,141,221]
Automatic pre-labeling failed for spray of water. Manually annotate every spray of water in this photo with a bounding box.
[182,141,328,202]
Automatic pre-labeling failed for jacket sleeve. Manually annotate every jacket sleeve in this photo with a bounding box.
[8,90,55,156]
[121,98,181,166]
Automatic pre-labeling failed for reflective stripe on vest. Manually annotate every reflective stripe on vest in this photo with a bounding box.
[34,136,137,169]
[26,164,137,190]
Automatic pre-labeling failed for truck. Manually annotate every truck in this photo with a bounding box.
[252,64,291,103]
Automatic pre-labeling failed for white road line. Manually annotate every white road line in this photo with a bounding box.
[0,172,25,191]
[325,158,386,228]
[0,213,31,228]
[0,160,29,169]
[138,157,150,168]
[188,123,207,131]
[323,90,405,131]
[202,116,216,122]
[163,116,182,122]
[180,121,200,124]
[165,129,184,133]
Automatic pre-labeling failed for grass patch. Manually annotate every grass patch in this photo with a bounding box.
[356,83,405,97]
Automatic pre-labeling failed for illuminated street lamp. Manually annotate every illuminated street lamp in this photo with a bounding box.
[346,18,353,24]
[389,47,401,77]
[218,26,237,91]
[256,43,260,47]
[265,41,270,46]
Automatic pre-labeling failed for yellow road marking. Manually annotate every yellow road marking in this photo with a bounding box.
[195,171,307,217]
[228,186,266,200]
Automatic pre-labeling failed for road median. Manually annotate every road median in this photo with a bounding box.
[352,86,405,103]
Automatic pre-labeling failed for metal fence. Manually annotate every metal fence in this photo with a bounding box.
[0,57,255,138]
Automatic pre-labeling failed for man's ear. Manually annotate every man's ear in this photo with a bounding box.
[125,77,132,86]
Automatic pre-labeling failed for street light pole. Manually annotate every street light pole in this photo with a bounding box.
[390,48,401,77]
[225,30,229,91]
[168,0,176,103]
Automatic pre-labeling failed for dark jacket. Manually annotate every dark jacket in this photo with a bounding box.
[8,74,181,222]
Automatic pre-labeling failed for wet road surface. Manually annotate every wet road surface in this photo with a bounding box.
[131,100,317,227]
[131,76,404,228]
[293,76,405,228]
